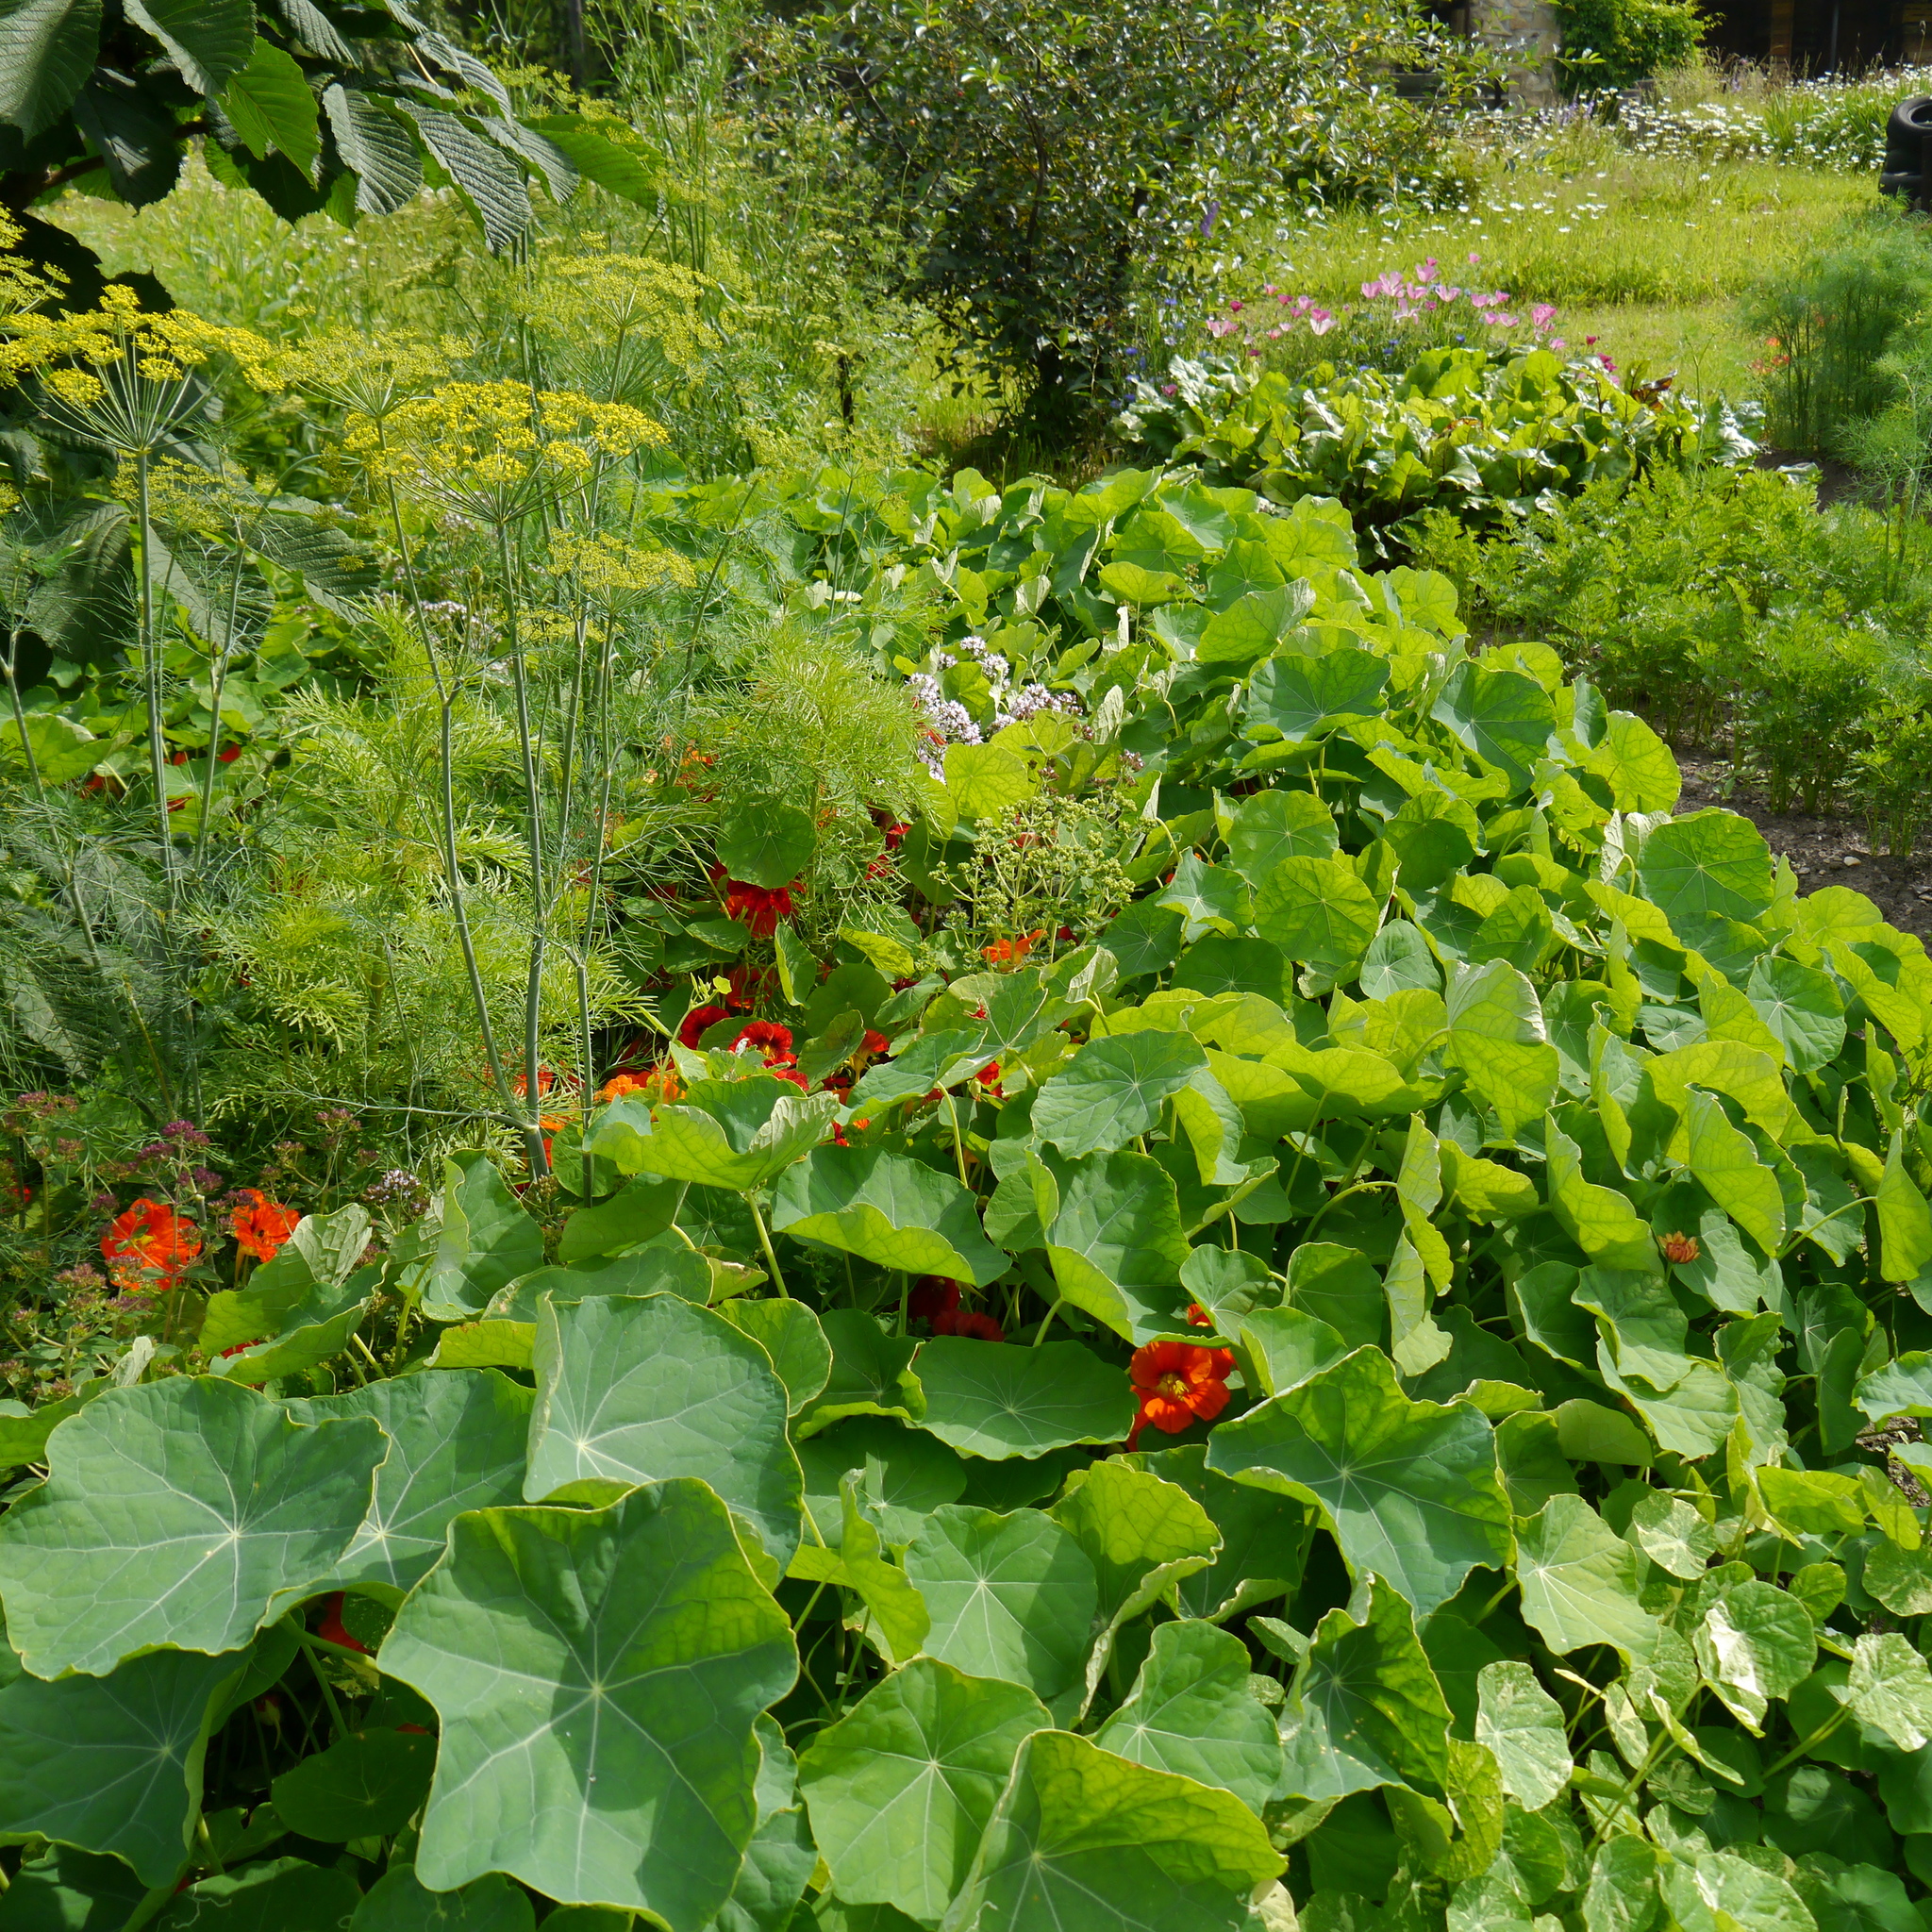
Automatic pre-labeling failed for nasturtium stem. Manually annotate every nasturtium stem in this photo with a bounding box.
[296,1629,351,1743]
[1033,1300,1061,1348]
[747,1193,789,1298]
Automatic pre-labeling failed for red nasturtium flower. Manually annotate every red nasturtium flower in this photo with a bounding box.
[932,1309,1004,1342]
[1660,1230,1702,1265]
[101,1197,202,1288]
[708,864,797,940]
[982,929,1043,966]
[678,1003,730,1049]
[909,1276,963,1320]
[230,1189,300,1264]
[733,1021,795,1062]
[1128,1340,1235,1447]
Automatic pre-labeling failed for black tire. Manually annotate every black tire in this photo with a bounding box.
[1885,94,1932,181]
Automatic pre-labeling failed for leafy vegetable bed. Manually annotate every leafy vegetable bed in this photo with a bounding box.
[4,455,1932,1932]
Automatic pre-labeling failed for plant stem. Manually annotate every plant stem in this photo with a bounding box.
[747,1192,789,1298]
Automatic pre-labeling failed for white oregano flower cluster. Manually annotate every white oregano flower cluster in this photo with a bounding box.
[909,635,1082,776]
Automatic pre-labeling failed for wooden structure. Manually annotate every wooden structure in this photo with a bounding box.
[1701,0,1932,70]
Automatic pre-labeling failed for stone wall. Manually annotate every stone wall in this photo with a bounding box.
[1470,0,1561,104]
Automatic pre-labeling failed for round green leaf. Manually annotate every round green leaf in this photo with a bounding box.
[593,1075,835,1191]
[1032,1032,1208,1158]
[1045,1149,1191,1343]
[1586,709,1680,813]
[797,1415,966,1549]
[716,1298,832,1416]
[1430,661,1555,789]
[1512,1494,1657,1660]
[1252,856,1380,977]
[0,1646,245,1884]
[525,1293,803,1570]
[1474,1661,1571,1811]
[350,1866,535,1931]
[1637,811,1774,927]
[379,1482,796,1923]
[1696,1579,1815,1732]
[904,1506,1098,1703]
[798,1658,1050,1923]
[1746,956,1845,1074]
[1359,920,1441,999]
[914,1339,1135,1461]
[717,799,816,890]
[1227,790,1339,887]
[772,1146,1008,1286]
[940,1728,1281,1932]
[1206,1347,1512,1619]
[0,1377,384,1678]
[1277,1574,1451,1803]
[284,1370,533,1601]
[272,1727,437,1841]
[1095,1619,1282,1813]
[1246,648,1389,744]
[1847,1632,1932,1752]
[160,1855,364,1929]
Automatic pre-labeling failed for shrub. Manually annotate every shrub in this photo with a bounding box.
[1557,0,1705,93]
[757,0,1491,433]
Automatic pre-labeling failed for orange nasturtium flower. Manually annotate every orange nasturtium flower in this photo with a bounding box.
[231,1190,301,1264]
[101,1197,202,1287]
[1660,1230,1702,1265]
[1128,1340,1235,1447]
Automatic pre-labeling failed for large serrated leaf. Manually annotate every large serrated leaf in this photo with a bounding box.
[0,0,100,139]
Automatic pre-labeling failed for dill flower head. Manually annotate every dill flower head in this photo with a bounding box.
[546,527,696,599]
[352,381,668,523]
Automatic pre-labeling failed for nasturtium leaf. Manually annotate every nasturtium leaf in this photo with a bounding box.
[1694,1579,1816,1733]
[903,1506,1098,1703]
[1877,1129,1932,1286]
[797,1658,1049,1924]
[1848,1633,1932,1752]
[1586,710,1679,812]
[1277,1574,1453,1803]
[1241,1307,1352,1396]
[201,1203,373,1352]
[1626,1491,1716,1579]
[0,1377,383,1679]
[525,1292,803,1570]
[1095,1618,1282,1813]
[208,1296,371,1386]
[1584,1836,1662,1932]
[1443,960,1558,1141]
[1359,919,1442,999]
[1854,1351,1932,1423]
[1746,956,1845,1074]
[797,1414,966,1548]
[1135,1443,1312,1623]
[1543,1117,1656,1272]
[1658,1850,1812,1932]
[938,1728,1281,1932]
[1683,1091,1785,1258]
[1431,661,1554,789]
[1032,1031,1208,1158]
[797,1309,926,1435]
[1474,1661,1572,1810]
[596,1074,835,1190]
[717,800,815,890]
[1227,790,1339,887]
[162,1854,364,1928]
[1637,811,1774,927]
[713,1714,815,1932]
[1246,648,1388,742]
[1252,857,1380,977]
[1512,1494,1657,1661]
[915,1339,1135,1460]
[350,1866,536,1931]
[773,1146,1006,1285]
[717,1298,832,1415]
[1050,1459,1222,1626]
[1045,1148,1190,1341]
[786,1475,931,1667]
[0,1646,244,1884]
[414,1153,545,1322]
[1206,1347,1511,1617]
[271,1726,436,1840]
[379,1482,796,1924]
[283,1370,532,1601]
